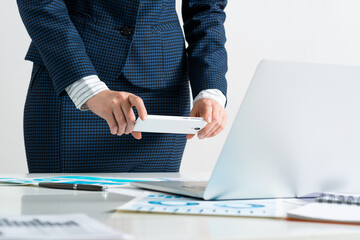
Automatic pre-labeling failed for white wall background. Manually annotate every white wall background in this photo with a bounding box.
[1,0,360,173]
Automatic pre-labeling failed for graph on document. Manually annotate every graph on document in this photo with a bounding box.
[118,193,285,218]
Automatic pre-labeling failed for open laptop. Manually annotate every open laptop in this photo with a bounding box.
[132,60,360,200]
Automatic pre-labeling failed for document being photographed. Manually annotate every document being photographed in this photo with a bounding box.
[0,214,131,240]
[117,192,286,218]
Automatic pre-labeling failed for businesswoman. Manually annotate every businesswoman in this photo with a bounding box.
[17,0,228,173]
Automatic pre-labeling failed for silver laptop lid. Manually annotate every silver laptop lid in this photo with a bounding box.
[204,60,360,200]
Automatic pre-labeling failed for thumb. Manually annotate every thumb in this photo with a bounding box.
[189,107,197,117]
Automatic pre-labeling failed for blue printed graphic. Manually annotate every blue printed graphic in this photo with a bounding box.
[51,176,150,183]
[0,176,153,186]
[147,194,184,199]
[214,203,265,209]
[148,201,199,206]
[52,181,124,185]
[33,178,63,182]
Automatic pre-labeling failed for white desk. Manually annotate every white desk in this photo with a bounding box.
[1,173,360,240]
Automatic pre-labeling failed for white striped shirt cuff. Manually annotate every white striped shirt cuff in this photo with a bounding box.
[66,77,226,111]
[65,75,109,111]
[193,89,226,108]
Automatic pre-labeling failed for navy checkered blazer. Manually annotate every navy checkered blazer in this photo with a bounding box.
[18,0,228,173]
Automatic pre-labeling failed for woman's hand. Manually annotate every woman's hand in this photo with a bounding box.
[86,90,147,139]
[187,98,227,140]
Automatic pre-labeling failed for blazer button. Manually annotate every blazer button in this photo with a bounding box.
[120,25,132,36]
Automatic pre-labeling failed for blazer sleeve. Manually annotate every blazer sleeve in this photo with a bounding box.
[182,0,228,100]
[17,0,98,96]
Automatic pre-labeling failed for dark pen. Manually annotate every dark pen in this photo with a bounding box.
[38,182,107,191]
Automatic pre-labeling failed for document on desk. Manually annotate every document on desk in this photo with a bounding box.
[117,192,286,218]
[0,176,205,188]
[0,176,161,188]
[0,214,131,240]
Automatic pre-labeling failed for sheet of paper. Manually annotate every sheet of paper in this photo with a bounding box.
[0,176,158,188]
[0,176,207,188]
[117,192,286,218]
[0,214,131,240]
[107,186,148,197]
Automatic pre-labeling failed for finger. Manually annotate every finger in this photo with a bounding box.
[209,112,227,137]
[199,106,221,139]
[121,102,136,134]
[112,105,127,135]
[187,134,195,140]
[131,131,142,140]
[197,120,214,139]
[129,95,147,120]
[196,103,214,139]
[203,107,222,138]
[104,113,118,135]
[197,104,216,139]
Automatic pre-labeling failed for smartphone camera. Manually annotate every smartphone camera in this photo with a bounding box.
[194,127,201,130]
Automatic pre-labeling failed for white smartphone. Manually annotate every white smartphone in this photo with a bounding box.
[133,115,207,134]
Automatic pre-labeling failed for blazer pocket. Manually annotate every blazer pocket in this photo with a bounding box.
[152,21,179,31]
[156,21,187,83]
[29,63,43,91]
